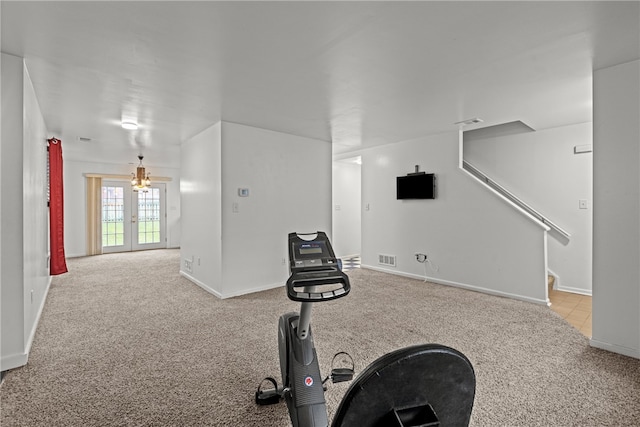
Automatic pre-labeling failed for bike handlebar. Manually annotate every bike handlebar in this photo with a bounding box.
[286,268,351,302]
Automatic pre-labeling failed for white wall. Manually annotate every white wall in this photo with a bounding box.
[22,64,50,350]
[361,131,549,304]
[1,53,25,371]
[1,54,50,371]
[464,122,593,295]
[179,122,223,295]
[591,59,640,359]
[332,160,361,258]
[0,45,3,375]
[220,122,332,297]
[180,121,332,298]
[64,159,181,258]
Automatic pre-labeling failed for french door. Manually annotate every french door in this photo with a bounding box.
[101,181,166,253]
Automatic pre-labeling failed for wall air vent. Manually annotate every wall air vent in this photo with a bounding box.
[454,117,484,127]
[378,254,396,267]
[183,258,193,273]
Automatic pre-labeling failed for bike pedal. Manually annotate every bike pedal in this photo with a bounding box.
[331,367,354,383]
[255,389,280,405]
[255,377,281,405]
[330,351,355,384]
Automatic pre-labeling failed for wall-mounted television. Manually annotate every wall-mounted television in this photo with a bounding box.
[397,173,436,200]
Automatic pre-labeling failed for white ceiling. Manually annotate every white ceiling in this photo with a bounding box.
[2,1,638,168]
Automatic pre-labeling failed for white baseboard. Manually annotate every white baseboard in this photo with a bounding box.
[1,277,53,372]
[66,252,88,259]
[547,269,592,296]
[590,338,640,360]
[179,270,283,299]
[25,277,53,355]
[220,282,283,299]
[557,285,592,296]
[361,264,549,305]
[179,270,223,298]
[1,352,28,372]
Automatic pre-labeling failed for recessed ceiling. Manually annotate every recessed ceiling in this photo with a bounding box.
[1,1,638,168]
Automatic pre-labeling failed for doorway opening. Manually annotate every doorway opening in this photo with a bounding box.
[332,156,362,262]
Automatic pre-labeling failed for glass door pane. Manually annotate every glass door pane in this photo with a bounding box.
[137,188,161,245]
[132,184,166,251]
[101,183,131,253]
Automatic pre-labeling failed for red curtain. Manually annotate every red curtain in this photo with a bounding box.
[48,138,68,275]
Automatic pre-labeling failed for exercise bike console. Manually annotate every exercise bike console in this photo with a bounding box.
[286,232,350,302]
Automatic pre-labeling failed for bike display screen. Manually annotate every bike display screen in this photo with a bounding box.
[289,232,338,266]
[299,244,324,255]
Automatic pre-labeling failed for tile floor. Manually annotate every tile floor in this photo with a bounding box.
[548,288,592,338]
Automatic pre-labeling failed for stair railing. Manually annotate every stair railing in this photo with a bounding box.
[462,160,571,240]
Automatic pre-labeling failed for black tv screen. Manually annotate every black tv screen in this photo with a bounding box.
[397,173,436,200]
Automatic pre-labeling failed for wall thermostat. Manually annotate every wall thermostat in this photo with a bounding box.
[238,188,250,197]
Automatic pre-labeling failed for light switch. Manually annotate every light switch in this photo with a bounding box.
[579,199,588,210]
[232,202,239,213]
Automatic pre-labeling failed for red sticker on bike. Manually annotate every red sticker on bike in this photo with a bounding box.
[304,376,314,386]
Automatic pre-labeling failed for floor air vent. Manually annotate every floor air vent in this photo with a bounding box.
[378,254,396,267]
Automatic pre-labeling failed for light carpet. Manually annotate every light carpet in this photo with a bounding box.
[1,249,639,426]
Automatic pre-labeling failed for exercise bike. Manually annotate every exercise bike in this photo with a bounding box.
[257,231,476,427]
[256,231,352,426]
